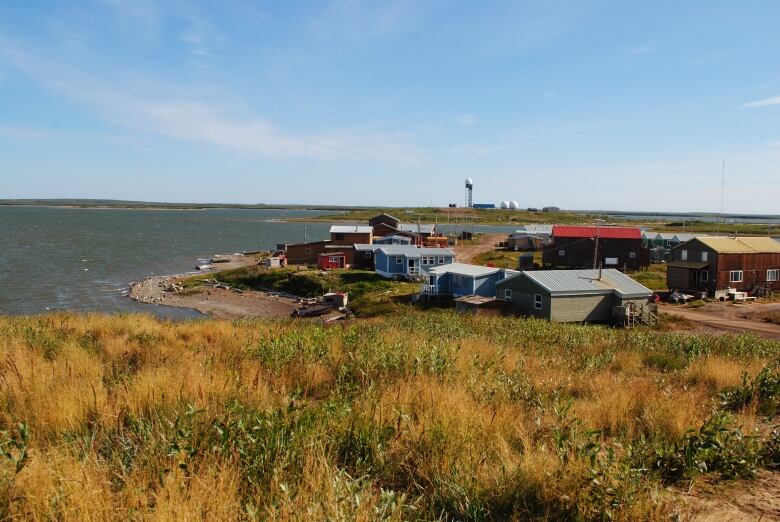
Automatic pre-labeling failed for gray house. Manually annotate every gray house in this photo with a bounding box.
[495,269,653,323]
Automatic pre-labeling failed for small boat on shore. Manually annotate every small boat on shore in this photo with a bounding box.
[291,304,333,318]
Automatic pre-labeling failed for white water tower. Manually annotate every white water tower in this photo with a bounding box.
[465,178,473,208]
[509,200,519,210]
[500,200,510,209]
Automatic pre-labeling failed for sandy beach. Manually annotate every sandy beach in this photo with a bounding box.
[129,254,300,319]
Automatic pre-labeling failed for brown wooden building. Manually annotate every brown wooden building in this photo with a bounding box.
[667,237,780,297]
[368,213,401,235]
[329,225,373,246]
[284,240,330,265]
[542,226,649,270]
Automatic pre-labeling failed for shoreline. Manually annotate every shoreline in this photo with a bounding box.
[128,254,300,320]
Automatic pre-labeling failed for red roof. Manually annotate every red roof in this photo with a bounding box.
[552,225,641,240]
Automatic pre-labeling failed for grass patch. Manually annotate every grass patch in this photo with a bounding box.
[627,263,667,292]
[0,312,778,519]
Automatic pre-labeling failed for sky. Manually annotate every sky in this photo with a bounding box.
[1,1,779,213]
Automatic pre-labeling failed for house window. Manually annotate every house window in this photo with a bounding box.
[665,240,672,248]
[558,249,565,256]
[701,251,708,262]
[504,289,512,300]
[629,251,636,259]
[768,269,779,282]
[605,257,618,265]
[681,250,688,261]
[334,233,344,240]
[534,294,543,310]
[305,248,312,255]
[395,257,403,265]
[438,256,445,264]
[729,270,743,283]
[365,251,371,258]
[698,270,708,282]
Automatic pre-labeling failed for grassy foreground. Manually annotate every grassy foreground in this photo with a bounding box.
[0,312,778,520]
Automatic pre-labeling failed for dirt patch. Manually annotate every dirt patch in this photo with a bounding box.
[453,234,506,264]
[659,302,780,339]
[680,470,780,521]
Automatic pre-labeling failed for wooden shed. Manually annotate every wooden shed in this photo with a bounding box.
[318,252,347,270]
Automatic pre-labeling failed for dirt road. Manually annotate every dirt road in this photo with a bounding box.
[453,234,505,264]
[660,302,780,339]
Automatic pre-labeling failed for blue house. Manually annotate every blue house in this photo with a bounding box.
[421,263,517,297]
[374,246,455,279]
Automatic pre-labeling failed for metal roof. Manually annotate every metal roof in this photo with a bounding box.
[672,233,696,242]
[376,245,454,258]
[500,269,652,298]
[427,263,501,277]
[693,236,780,254]
[353,243,380,252]
[553,225,641,240]
[514,224,553,235]
[330,225,373,234]
[398,223,436,234]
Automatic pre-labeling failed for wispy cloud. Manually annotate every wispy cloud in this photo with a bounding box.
[452,113,478,127]
[743,95,780,108]
[0,36,419,162]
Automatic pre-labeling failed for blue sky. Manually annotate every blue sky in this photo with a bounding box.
[1,1,779,213]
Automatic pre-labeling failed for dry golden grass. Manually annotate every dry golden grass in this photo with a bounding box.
[0,312,776,520]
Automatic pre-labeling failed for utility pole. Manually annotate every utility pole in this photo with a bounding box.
[717,160,725,235]
[304,225,308,244]
[593,218,605,269]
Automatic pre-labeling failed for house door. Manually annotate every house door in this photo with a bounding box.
[408,259,417,274]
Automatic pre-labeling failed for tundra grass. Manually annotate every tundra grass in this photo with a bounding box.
[0,312,778,520]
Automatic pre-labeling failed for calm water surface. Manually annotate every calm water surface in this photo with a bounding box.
[0,207,335,316]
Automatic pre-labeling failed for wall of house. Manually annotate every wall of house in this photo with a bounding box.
[496,275,551,319]
[715,252,780,292]
[330,232,372,246]
[285,241,329,264]
[472,273,501,298]
[543,237,647,270]
[352,249,374,269]
[549,294,614,323]
[669,240,716,293]
[667,266,694,291]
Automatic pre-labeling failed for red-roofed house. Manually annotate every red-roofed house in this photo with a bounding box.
[543,226,649,270]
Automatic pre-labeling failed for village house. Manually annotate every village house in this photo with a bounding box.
[543,225,649,270]
[368,213,435,240]
[420,263,517,298]
[318,251,347,270]
[506,224,553,251]
[373,245,455,279]
[329,225,373,246]
[495,269,654,323]
[284,240,330,265]
[667,236,780,298]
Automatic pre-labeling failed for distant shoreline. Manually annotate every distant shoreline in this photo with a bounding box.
[2,200,779,222]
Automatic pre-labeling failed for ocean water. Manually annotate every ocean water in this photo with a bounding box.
[0,206,528,317]
[0,206,335,317]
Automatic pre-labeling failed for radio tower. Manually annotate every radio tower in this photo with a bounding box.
[465,178,473,208]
